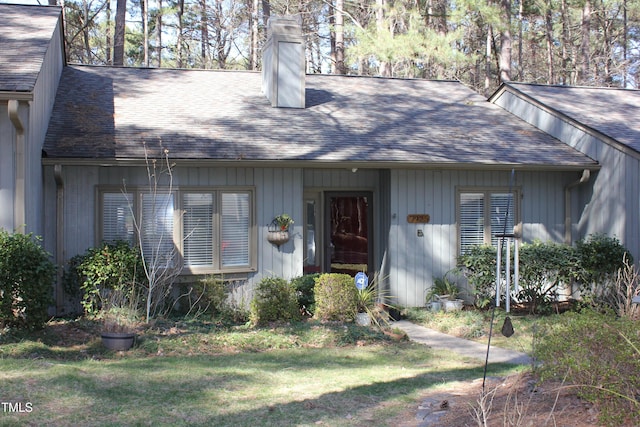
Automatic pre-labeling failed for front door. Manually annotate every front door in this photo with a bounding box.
[325,192,372,276]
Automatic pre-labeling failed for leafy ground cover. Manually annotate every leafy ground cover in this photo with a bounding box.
[0,319,522,426]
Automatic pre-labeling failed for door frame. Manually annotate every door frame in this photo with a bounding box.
[324,191,374,276]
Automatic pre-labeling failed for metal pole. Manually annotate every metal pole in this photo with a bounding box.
[506,237,511,313]
[496,238,502,307]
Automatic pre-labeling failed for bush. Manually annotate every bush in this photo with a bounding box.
[249,277,300,326]
[535,309,640,426]
[313,273,358,322]
[0,230,55,330]
[291,273,319,315]
[76,241,146,316]
[577,234,632,310]
[457,245,497,308]
[518,241,579,314]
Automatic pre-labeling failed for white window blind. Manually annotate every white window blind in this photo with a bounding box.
[490,193,514,247]
[102,192,134,244]
[141,193,175,266]
[459,193,484,254]
[221,192,250,267]
[459,190,516,254]
[183,193,214,267]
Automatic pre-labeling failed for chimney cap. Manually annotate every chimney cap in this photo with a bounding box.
[267,15,303,39]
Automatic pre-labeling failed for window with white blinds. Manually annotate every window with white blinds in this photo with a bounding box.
[220,192,250,267]
[102,192,135,244]
[459,190,516,254]
[490,193,514,247]
[141,192,175,267]
[183,193,214,267]
[100,187,254,274]
[459,193,485,254]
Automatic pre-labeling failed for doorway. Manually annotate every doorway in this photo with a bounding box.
[325,192,372,276]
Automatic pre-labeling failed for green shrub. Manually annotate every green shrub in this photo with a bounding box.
[313,273,358,322]
[535,309,640,426]
[249,277,300,326]
[518,241,579,314]
[457,245,497,308]
[76,241,146,316]
[291,273,319,315]
[0,230,55,330]
[577,234,632,310]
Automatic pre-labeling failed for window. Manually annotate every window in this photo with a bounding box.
[100,188,255,273]
[458,189,518,254]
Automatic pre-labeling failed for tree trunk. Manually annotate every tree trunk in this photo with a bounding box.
[545,2,554,84]
[156,0,162,67]
[498,0,511,82]
[113,0,126,66]
[176,0,184,68]
[250,0,259,70]
[142,0,149,67]
[262,0,270,27]
[561,0,570,84]
[106,0,112,65]
[377,0,390,77]
[579,0,591,84]
[200,0,209,69]
[335,0,346,74]
[485,26,492,96]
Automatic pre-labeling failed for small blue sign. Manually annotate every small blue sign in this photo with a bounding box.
[355,272,368,290]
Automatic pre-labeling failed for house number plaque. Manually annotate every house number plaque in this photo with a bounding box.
[407,214,430,223]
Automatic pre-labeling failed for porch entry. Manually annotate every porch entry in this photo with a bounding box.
[325,192,373,277]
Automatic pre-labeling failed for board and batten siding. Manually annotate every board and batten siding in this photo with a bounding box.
[43,164,305,308]
[493,91,640,264]
[388,168,574,307]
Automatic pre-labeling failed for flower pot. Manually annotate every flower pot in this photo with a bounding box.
[355,312,371,326]
[267,230,290,247]
[428,301,442,312]
[443,299,464,312]
[101,332,136,351]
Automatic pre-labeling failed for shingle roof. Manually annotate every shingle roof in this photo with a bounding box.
[504,82,640,154]
[43,65,597,168]
[0,4,62,93]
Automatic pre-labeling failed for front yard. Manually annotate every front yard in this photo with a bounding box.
[0,320,522,426]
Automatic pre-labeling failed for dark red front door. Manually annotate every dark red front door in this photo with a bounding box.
[326,193,372,276]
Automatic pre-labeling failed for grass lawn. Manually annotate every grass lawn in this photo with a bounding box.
[404,306,559,355]
[0,320,523,426]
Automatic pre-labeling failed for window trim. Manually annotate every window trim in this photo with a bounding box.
[97,186,257,275]
[456,186,521,255]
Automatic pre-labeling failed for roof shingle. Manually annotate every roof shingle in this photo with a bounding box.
[44,65,597,168]
[0,4,62,93]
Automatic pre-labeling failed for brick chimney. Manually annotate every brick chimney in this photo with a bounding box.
[262,16,305,108]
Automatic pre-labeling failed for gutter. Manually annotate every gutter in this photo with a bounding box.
[564,169,591,245]
[54,165,65,314]
[8,100,26,233]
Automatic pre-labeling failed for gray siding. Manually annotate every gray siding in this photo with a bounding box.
[0,102,14,231]
[27,19,64,236]
[388,168,572,307]
[46,164,306,305]
[494,91,640,264]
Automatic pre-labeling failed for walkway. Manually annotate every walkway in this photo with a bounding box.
[393,320,533,365]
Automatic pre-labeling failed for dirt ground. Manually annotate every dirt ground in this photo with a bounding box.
[394,372,605,427]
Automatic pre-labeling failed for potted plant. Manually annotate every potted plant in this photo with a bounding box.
[426,271,464,312]
[267,214,294,247]
[356,286,376,326]
[354,274,396,327]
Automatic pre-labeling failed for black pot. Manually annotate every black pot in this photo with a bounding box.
[101,332,136,351]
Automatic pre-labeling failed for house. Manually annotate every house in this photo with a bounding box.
[4,4,619,315]
[490,83,640,264]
